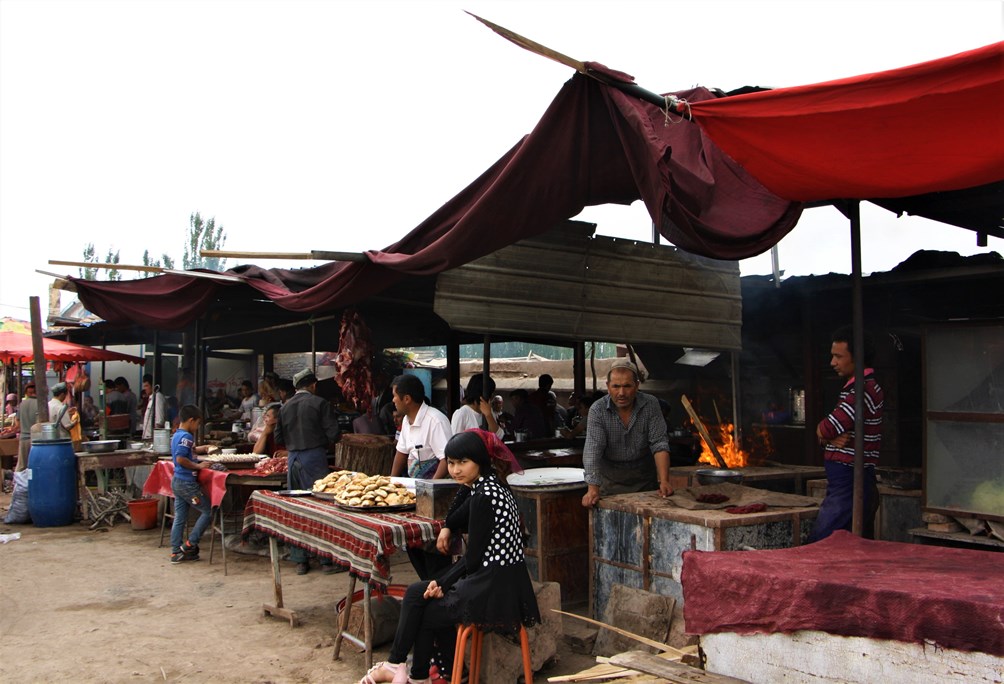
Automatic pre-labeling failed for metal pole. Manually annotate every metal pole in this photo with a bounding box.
[849,201,866,537]
[482,335,491,400]
[730,351,742,445]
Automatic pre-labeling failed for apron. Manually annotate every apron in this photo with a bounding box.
[598,455,658,496]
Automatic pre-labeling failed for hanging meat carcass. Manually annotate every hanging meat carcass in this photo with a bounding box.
[334,308,374,413]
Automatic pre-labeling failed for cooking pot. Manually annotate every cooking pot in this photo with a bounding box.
[695,468,744,486]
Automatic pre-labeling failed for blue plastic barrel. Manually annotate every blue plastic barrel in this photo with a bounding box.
[27,439,78,527]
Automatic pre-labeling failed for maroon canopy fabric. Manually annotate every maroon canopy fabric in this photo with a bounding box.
[71,43,1003,330]
[0,331,145,364]
[687,42,1004,201]
[73,75,800,328]
[681,531,1004,656]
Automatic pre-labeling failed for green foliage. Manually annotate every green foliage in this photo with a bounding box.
[80,243,97,280]
[184,212,227,271]
[142,249,176,278]
[79,243,120,280]
[104,248,121,281]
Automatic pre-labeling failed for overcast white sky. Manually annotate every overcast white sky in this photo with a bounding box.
[1,0,1001,323]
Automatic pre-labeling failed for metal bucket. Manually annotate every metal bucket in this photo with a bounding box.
[153,428,171,454]
[32,422,61,443]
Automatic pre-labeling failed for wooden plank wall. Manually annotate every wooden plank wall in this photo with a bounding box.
[434,224,741,350]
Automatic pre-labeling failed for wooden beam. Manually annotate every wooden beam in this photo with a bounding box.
[609,651,752,683]
[200,249,316,260]
[49,259,163,274]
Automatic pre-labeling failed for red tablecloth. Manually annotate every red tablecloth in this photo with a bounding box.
[682,530,1004,656]
[242,490,442,587]
[142,460,229,507]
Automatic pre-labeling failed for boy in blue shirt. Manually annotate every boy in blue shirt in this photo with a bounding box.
[170,405,214,564]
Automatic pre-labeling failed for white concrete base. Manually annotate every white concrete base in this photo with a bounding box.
[702,630,1004,684]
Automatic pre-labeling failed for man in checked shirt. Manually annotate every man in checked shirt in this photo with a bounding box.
[581,359,672,508]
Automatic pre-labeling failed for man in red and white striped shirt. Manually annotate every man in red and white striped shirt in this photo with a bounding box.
[808,328,884,542]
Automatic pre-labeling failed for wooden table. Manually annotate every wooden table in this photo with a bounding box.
[667,463,826,495]
[241,490,443,667]
[76,449,160,519]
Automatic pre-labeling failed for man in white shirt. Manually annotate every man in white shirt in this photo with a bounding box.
[48,382,78,440]
[389,374,452,479]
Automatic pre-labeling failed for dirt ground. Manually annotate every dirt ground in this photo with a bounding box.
[0,491,605,684]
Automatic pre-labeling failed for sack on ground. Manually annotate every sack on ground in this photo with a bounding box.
[5,470,30,524]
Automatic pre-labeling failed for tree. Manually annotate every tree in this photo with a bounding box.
[142,249,176,278]
[184,212,227,271]
[80,243,120,280]
[80,243,97,280]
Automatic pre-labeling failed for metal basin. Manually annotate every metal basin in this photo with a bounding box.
[83,440,120,453]
[695,468,744,486]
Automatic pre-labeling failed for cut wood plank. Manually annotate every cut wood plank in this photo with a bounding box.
[609,651,752,683]
[548,650,688,682]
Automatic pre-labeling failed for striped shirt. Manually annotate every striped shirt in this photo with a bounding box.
[817,369,884,466]
[582,392,670,486]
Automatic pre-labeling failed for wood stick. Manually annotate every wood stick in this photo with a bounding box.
[681,395,729,469]
[551,609,687,657]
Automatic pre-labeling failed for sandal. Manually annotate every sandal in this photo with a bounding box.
[358,661,402,684]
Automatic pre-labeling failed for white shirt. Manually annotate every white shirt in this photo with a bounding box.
[451,403,504,439]
[396,402,452,469]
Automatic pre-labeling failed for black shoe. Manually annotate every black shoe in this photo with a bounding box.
[171,551,197,564]
[182,541,200,558]
[320,563,342,575]
[296,562,310,575]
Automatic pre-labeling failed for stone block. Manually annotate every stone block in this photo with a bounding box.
[561,616,597,654]
[477,581,560,682]
[593,584,674,657]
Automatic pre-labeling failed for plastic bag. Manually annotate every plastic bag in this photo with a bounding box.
[4,470,30,524]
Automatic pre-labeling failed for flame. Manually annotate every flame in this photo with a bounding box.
[697,422,749,468]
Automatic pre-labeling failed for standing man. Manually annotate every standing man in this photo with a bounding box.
[15,383,38,471]
[581,359,672,508]
[809,327,883,542]
[48,382,79,441]
[389,374,452,479]
[114,377,138,434]
[275,368,341,575]
[141,375,166,440]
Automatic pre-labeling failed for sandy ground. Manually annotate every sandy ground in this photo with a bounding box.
[0,491,601,684]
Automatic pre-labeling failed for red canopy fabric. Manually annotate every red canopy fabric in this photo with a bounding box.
[0,331,145,365]
[687,42,1004,201]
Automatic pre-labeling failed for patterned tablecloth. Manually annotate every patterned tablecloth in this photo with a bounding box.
[242,490,442,586]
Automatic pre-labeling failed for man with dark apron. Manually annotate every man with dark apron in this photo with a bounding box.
[581,360,672,508]
[275,368,341,574]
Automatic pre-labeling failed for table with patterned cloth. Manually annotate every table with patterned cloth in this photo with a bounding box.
[241,489,443,666]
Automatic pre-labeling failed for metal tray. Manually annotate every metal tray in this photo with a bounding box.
[334,502,416,513]
[275,489,312,497]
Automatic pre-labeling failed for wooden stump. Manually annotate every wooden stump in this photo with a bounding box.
[335,434,396,476]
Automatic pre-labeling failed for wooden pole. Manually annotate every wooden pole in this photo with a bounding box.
[681,395,728,469]
[29,297,50,423]
[849,201,866,537]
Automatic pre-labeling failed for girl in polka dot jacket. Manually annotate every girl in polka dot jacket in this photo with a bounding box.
[360,429,541,684]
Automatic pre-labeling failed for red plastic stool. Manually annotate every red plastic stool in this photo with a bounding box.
[450,623,532,684]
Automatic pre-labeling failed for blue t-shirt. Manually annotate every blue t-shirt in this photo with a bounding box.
[171,429,199,482]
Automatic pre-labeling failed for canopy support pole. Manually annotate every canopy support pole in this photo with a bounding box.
[445,333,459,415]
[849,201,866,537]
[29,297,50,423]
[482,335,491,401]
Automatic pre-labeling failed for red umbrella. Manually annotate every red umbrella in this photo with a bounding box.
[0,331,144,365]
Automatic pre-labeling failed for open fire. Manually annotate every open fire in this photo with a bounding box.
[697,422,749,468]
